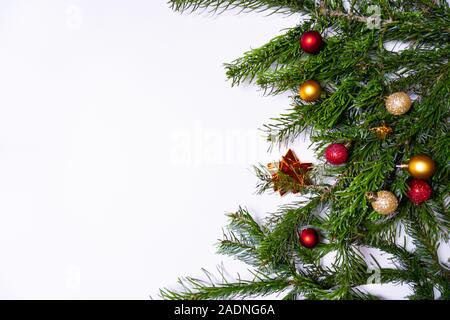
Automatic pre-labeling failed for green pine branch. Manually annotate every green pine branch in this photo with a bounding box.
[168,0,316,14]
[165,0,450,300]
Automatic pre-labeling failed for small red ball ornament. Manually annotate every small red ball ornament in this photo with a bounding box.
[300,30,324,54]
[325,143,349,165]
[407,179,432,205]
[299,228,320,249]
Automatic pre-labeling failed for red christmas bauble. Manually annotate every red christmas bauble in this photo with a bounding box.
[299,228,320,249]
[325,143,349,165]
[407,179,432,205]
[300,31,324,54]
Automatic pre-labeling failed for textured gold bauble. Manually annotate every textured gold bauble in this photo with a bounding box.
[366,191,398,215]
[385,92,412,115]
[299,80,322,102]
[408,155,435,179]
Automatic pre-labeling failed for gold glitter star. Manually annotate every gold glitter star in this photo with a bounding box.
[370,122,393,140]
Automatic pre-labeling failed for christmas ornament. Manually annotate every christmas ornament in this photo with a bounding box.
[325,143,349,165]
[300,30,324,54]
[267,149,313,196]
[298,228,320,249]
[405,154,436,179]
[370,122,393,140]
[366,191,399,215]
[385,92,412,115]
[299,80,322,102]
[407,179,432,205]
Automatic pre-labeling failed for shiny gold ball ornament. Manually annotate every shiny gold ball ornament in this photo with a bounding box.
[407,155,436,179]
[385,92,412,115]
[366,191,399,215]
[299,80,322,102]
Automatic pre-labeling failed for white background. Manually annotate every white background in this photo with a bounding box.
[0,1,446,299]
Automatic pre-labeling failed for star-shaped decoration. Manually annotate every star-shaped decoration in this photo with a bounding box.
[267,149,313,196]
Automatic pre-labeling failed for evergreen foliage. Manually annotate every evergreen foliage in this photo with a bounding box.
[162,0,450,300]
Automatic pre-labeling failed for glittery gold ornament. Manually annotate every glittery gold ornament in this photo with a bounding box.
[299,80,322,102]
[370,122,393,140]
[407,155,435,179]
[366,190,398,215]
[385,92,412,115]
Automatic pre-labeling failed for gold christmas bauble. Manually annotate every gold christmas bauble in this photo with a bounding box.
[408,155,435,179]
[299,80,322,102]
[367,191,398,215]
[385,92,412,115]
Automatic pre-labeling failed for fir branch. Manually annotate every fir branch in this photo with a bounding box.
[225,27,306,86]
[217,207,266,266]
[160,272,291,299]
[168,0,316,14]
[331,244,368,291]
[330,145,397,239]
[264,105,311,147]
[167,0,450,301]
[256,29,375,94]
[258,197,325,265]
